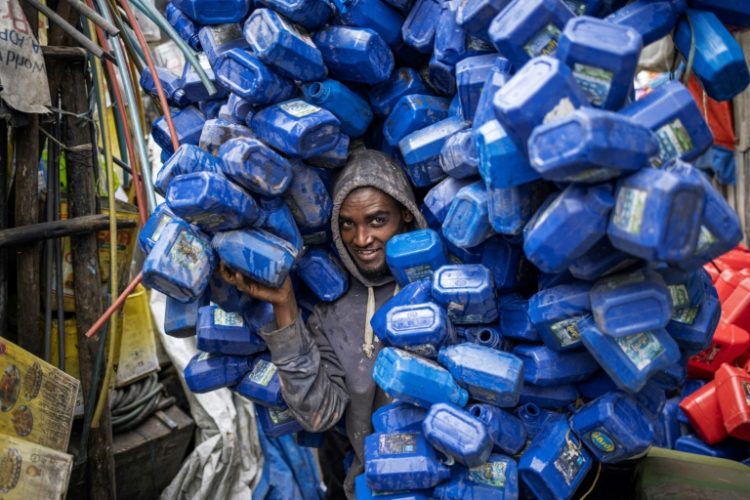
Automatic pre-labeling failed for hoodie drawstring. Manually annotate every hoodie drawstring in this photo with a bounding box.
[362,283,400,359]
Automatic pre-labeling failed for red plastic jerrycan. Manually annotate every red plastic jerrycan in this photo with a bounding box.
[703,264,720,284]
[714,246,750,271]
[688,322,750,379]
[715,269,745,303]
[679,379,728,444]
[721,278,750,331]
[715,363,750,441]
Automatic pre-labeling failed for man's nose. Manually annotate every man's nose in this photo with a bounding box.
[354,225,372,247]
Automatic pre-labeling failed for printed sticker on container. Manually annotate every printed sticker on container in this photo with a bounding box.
[524,24,562,58]
[198,352,213,362]
[612,187,648,235]
[543,97,576,125]
[655,118,695,165]
[668,285,690,310]
[206,24,244,48]
[280,100,321,118]
[269,407,295,425]
[553,438,586,485]
[188,211,228,230]
[404,264,434,284]
[589,429,617,454]
[468,460,507,487]
[150,214,173,244]
[549,316,584,348]
[672,307,698,325]
[691,344,721,366]
[248,359,277,387]
[572,64,613,107]
[467,35,495,52]
[378,432,418,455]
[743,381,750,406]
[213,308,245,327]
[169,230,206,273]
[696,226,718,255]
[564,167,617,184]
[616,331,665,371]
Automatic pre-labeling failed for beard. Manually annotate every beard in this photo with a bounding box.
[358,261,390,280]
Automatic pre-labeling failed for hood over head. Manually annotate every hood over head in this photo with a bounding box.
[331,149,427,288]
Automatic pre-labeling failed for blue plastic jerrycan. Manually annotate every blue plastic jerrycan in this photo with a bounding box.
[171,0,250,24]
[355,474,431,500]
[217,137,293,197]
[294,247,348,302]
[399,116,469,188]
[364,430,451,491]
[488,0,574,69]
[562,0,604,16]
[689,0,750,28]
[513,344,599,386]
[302,80,373,138]
[283,160,333,239]
[427,55,457,97]
[529,282,592,351]
[401,0,441,53]
[212,228,299,288]
[518,416,592,500]
[307,133,349,168]
[423,403,494,467]
[196,304,267,355]
[372,347,469,408]
[372,401,427,433]
[481,237,532,294]
[578,316,681,393]
[456,0,511,38]
[256,0,331,30]
[468,404,527,455]
[472,58,513,131]
[556,16,642,110]
[442,181,495,249]
[431,264,497,325]
[251,99,341,159]
[371,277,433,339]
[258,197,304,253]
[422,177,473,229]
[523,183,615,274]
[620,81,713,166]
[152,106,205,155]
[139,203,178,255]
[198,118,255,156]
[184,352,251,393]
[656,398,681,448]
[570,391,654,463]
[651,356,687,392]
[139,66,188,108]
[439,129,479,180]
[658,267,705,311]
[674,435,750,460]
[199,98,225,121]
[208,269,253,312]
[498,294,540,342]
[179,56,228,106]
[164,292,209,337]
[313,26,394,85]
[515,402,559,439]
[386,228,448,286]
[605,0,686,46]
[383,94,450,148]
[492,55,588,154]
[142,220,215,303]
[433,454,519,500]
[225,94,254,124]
[590,268,672,337]
[520,380,579,409]
[608,166,705,262]
[368,67,431,117]
[475,119,540,190]
[256,405,305,437]
[434,0,495,67]
[666,294,720,353]
[198,24,250,67]
[243,9,327,82]
[568,236,637,282]
[455,54,500,123]
[214,49,295,106]
[235,354,286,408]
[458,324,509,351]
[528,107,657,183]
[166,171,260,234]
[439,343,524,407]
[487,181,549,236]
[333,0,404,48]
[166,2,201,50]
[445,239,487,266]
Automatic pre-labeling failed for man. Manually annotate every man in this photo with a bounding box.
[221,149,428,498]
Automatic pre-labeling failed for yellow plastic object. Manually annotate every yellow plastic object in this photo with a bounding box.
[0,433,74,498]
[115,285,160,387]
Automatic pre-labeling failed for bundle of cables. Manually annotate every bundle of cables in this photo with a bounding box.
[109,373,175,433]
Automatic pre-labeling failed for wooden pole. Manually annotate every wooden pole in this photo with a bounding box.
[62,61,116,500]
[0,120,7,337]
[0,215,137,247]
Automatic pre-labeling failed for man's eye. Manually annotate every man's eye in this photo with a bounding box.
[341,220,353,229]
[372,217,386,225]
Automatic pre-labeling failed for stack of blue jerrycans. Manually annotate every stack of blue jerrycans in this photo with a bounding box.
[138,0,750,493]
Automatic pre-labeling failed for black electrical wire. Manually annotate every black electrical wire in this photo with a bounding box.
[108,373,175,433]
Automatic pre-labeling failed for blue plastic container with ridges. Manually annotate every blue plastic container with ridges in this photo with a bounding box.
[255,0,331,30]
[386,229,448,286]
[208,270,253,313]
[442,181,494,249]
[518,416,592,500]
[283,161,333,235]
[475,119,540,189]
[568,236,637,282]
[180,55,227,105]
[212,228,299,288]
[199,118,255,156]
[605,0,686,46]
[333,0,404,47]
[515,403,559,438]
[658,267,705,311]
[139,66,187,108]
[172,0,251,24]
[364,430,451,491]
[529,282,592,351]
[498,294,540,342]
[371,277,433,339]
[468,403,527,455]
[513,344,599,386]
[659,397,681,449]
[214,49,296,106]
[446,239,486,265]
[423,403,494,467]
[235,354,286,408]
[651,357,687,392]
[457,0,512,37]
[523,184,614,274]
[199,24,250,66]
[152,106,205,155]
[439,343,524,407]
[399,115,469,188]
[459,324,508,351]
[258,196,304,253]
[570,391,654,463]
[372,401,427,433]
[578,316,681,393]
[488,0,574,68]
[481,238,531,294]
[492,55,588,154]
[427,54,457,97]
[313,26,394,85]
[432,454,519,500]
[590,268,672,337]
[472,58,513,131]
[139,203,178,255]
[164,293,208,338]
[251,99,341,159]
[354,474,431,500]
[302,80,373,138]
[142,220,215,303]
[439,129,479,180]
[368,67,431,117]
[217,137,293,197]
[294,247,348,302]
[666,294,720,353]
[307,133,350,169]
[196,304,267,355]
[166,171,260,233]
[620,81,713,165]
[225,94,254,124]
[556,16,642,110]
[432,264,497,325]
[608,166,705,262]
[242,8,327,82]
[434,0,495,66]
[455,54,500,122]
[688,0,750,28]
[372,347,469,408]
[401,0,441,53]
[184,352,251,393]
[519,381,579,409]
[257,406,305,437]
[199,99,224,121]
[384,94,450,148]
[528,107,657,183]
[489,181,550,236]
[422,177,473,228]
[166,2,201,50]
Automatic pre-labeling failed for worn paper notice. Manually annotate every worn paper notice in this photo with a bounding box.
[0,433,73,499]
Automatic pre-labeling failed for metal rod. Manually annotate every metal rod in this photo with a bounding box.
[68,0,120,36]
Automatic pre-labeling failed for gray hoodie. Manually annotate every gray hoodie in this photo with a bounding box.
[259,149,427,498]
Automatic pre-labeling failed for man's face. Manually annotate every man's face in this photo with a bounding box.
[339,187,414,280]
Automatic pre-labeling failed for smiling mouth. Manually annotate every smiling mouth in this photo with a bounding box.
[353,248,381,261]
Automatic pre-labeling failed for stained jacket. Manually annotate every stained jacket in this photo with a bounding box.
[259,149,428,498]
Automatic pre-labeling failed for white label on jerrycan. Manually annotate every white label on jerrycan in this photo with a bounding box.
[572,64,613,107]
[468,460,507,487]
[616,331,665,371]
[612,187,648,235]
[543,97,576,125]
